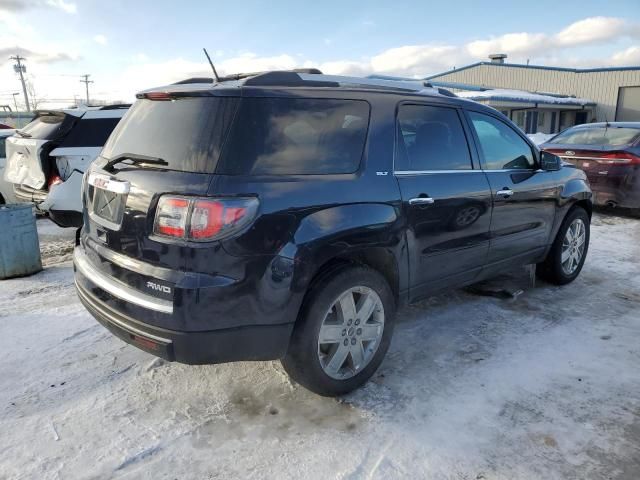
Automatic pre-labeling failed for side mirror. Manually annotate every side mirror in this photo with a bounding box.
[540,151,561,171]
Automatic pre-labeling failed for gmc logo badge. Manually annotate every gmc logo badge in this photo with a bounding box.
[146,281,171,294]
[94,178,110,189]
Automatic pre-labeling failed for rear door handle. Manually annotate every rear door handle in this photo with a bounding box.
[496,188,514,197]
[409,197,435,205]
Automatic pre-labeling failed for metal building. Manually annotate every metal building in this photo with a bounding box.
[426,54,640,134]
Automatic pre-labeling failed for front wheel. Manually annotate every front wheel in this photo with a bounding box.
[281,265,395,396]
[537,206,590,285]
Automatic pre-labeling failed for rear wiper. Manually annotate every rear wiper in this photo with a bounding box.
[104,153,168,170]
[14,130,31,138]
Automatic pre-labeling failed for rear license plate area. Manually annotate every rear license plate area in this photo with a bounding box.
[87,173,130,231]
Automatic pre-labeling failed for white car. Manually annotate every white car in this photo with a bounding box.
[0,129,17,204]
[4,105,129,227]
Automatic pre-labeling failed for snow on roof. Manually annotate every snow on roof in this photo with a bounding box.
[457,88,595,107]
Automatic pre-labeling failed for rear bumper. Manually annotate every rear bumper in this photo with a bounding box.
[76,281,293,363]
[587,168,640,209]
[73,246,294,364]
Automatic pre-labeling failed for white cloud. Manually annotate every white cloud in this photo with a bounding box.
[217,53,299,74]
[554,17,629,47]
[371,45,461,77]
[466,33,548,58]
[45,0,76,14]
[611,46,640,66]
[93,34,107,46]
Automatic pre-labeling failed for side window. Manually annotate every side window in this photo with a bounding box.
[218,98,369,175]
[396,104,472,171]
[468,111,535,170]
[59,118,122,148]
[0,138,5,158]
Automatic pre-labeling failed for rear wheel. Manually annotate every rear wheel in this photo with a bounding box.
[537,206,590,285]
[282,265,395,396]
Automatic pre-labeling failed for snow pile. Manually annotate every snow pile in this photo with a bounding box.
[458,89,594,106]
[0,215,639,479]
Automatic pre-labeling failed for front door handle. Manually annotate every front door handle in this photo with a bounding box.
[409,196,435,205]
[496,188,514,197]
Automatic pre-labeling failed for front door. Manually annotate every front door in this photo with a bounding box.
[466,110,557,268]
[395,103,493,300]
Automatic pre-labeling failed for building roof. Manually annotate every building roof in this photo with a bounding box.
[427,61,640,80]
[456,88,596,107]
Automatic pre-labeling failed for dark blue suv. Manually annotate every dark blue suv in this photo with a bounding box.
[74,71,592,396]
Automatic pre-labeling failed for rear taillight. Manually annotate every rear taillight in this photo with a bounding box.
[138,92,172,101]
[48,175,63,189]
[153,195,259,242]
[596,151,640,165]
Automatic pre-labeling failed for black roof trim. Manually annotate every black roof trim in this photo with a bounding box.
[243,70,338,87]
[173,77,215,85]
[99,104,132,110]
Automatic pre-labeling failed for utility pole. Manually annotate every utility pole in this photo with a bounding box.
[10,55,30,112]
[12,92,19,111]
[80,74,93,105]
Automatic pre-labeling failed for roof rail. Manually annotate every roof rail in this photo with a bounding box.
[298,74,441,95]
[220,68,323,82]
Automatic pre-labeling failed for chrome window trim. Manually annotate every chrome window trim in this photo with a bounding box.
[394,168,538,175]
[74,247,174,314]
[394,169,480,175]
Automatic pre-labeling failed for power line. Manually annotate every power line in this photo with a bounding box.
[9,55,31,112]
[80,74,93,104]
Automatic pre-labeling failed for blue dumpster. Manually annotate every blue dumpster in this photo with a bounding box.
[0,204,42,279]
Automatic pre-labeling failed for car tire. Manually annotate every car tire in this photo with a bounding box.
[281,265,396,396]
[537,206,590,285]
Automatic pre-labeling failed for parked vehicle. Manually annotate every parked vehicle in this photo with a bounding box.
[73,71,592,396]
[4,105,129,227]
[0,129,17,204]
[540,122,640,209]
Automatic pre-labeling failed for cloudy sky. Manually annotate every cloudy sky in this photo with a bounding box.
[1,0,639,108]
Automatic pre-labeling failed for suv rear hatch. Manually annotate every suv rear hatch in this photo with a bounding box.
[4,111,77,198]
[82,94,241,272]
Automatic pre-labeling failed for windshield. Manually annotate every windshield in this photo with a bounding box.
[18,113,67,139]
[101,97,239,174]
[549,126,640,146]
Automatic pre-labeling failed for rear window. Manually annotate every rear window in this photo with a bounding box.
[18,114,66,140]
[59,118,122,148]
[549,126,640,146]
[101,97,240,173]
[217,97,370,175]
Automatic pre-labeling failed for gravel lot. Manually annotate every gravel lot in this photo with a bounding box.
[1,214,638,480]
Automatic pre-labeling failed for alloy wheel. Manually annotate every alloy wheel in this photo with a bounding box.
[317,286,385,380]
[561,218,586,275]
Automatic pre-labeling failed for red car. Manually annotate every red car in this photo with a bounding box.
[541,122,640,209]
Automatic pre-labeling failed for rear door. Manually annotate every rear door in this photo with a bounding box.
[465,110,557,266]
[394,103,492,299]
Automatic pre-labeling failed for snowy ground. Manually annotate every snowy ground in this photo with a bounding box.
[1,216,639,480]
